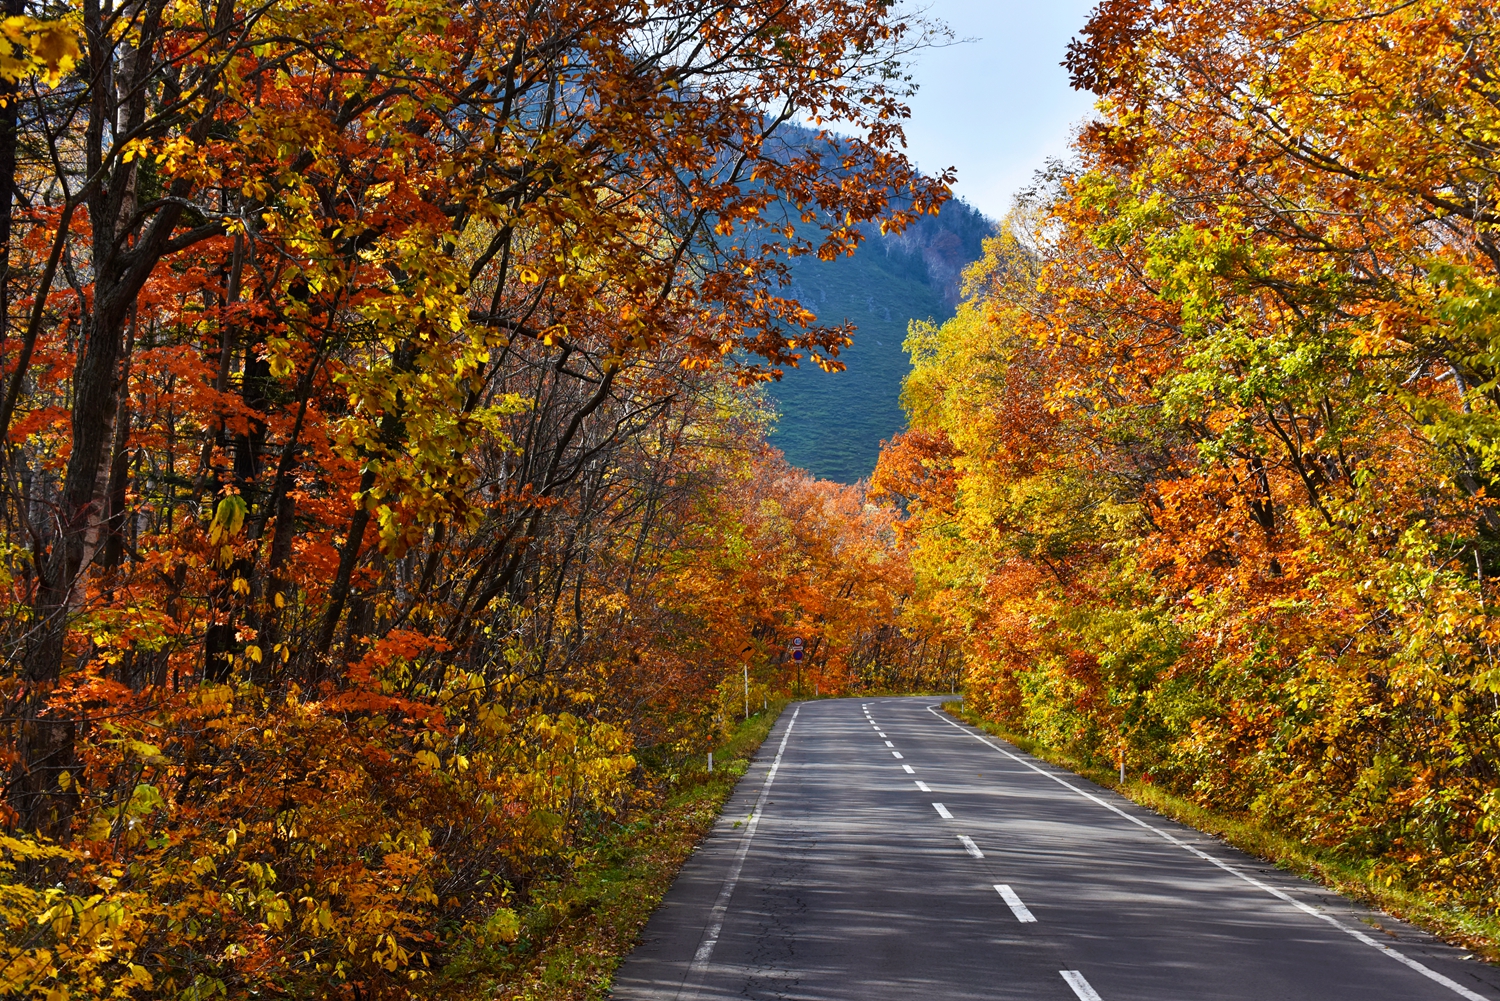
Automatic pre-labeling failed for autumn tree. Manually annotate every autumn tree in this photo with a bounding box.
[0,0,950,996]
[882,0,1500,916]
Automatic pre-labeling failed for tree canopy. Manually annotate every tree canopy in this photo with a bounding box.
[0,1,952,997]
[876,0,1500,920]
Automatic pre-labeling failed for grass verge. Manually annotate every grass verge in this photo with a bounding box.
[943,700,1500,964]
[453,703,787,1000]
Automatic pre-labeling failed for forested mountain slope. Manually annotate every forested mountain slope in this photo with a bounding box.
[768,199,991,482]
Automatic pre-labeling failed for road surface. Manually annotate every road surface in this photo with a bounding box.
[610,696,1500,1001]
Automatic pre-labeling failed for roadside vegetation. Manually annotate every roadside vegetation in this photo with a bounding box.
[454,705,787,1001]
[0,2,955,998]
[877,0,1500,959]
[6,1,1500,997]
[946,701,1500,961]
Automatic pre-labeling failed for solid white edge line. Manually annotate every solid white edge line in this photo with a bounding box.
[678,706,801,999]
[932,802,953,819]
[915,780,931,792]
[995,884,1036,922]
[959,834,984,858]
[1060,970,1102,1001]
[901,764,915,774]
[926,706,1493,1001]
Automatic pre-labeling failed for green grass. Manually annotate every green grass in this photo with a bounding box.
[451,705,788,1001]
[944,700,1500,962]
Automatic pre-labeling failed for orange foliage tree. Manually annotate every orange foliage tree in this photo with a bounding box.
[879,0,1500,916]
[0,0,949,997]
[675,444,957,710]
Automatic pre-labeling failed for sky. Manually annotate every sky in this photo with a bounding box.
[896,0,1101,220]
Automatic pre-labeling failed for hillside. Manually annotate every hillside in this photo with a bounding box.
[766,198,992,482]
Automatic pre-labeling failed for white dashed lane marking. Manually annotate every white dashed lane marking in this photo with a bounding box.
[996,884,1036,922]
[901,764,914,774]
[958,835,984,858]
[1061,971,1101,1000]
[915,780,931,792]
[927,705,1494,1001]
[932,803,953,819]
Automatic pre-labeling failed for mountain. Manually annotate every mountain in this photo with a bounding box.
[766,198,992,483]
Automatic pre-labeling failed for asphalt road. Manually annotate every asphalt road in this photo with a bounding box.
[610,696,1500,1001]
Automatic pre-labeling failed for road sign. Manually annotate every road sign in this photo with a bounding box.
[792,637,804,647]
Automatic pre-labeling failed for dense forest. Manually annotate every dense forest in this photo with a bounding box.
[768,197,990,482]
[0,3,957,998]
[876,0,1500,926]
[7,0,1500,997]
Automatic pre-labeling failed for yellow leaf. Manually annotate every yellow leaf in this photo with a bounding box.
[0,17,79,88]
